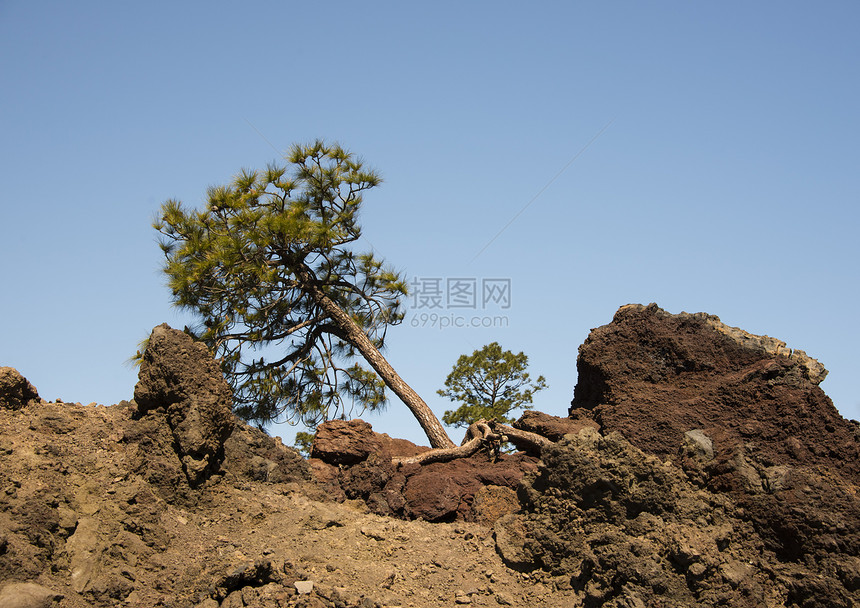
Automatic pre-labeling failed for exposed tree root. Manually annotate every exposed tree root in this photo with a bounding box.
[491,422,553,455]
[392,419,553,466]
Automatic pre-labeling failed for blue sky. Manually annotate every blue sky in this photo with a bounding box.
[2,2,858,447]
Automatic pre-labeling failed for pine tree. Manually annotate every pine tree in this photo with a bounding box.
[154,141,454,448]
[439,342,547,429]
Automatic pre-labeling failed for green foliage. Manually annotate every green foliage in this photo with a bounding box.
[154,140,407,428]
[293,431,315,458]
[439,342,547,429]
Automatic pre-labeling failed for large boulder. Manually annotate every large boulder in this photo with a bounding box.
[310,419,425,465]
[565,303,860,605]
[310,419,384,465]
[570,303,859,480]
[0,367,40,410]
[513,410,598,441]
[133,324,234,487]
[0,582,63,608]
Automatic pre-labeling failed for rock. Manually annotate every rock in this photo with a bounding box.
[221,423,310,484]
[0,367,40,410]
[0,582,63,608]
[294,580,314,594]
[310,419,382,465]
[517,428,763,606]
[311,419,537,522]
[682,429,714,462]
[311,419,428,466]
[310,417,542,522]
[513,410,597,441]
[472,485,520,527]
[402,452,537,522]
[133,324,235,486]
[571,304,856,471]
[493,514,533,571]
[567,304,860,606]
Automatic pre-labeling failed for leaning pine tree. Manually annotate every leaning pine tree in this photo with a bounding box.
[154,141,455,449]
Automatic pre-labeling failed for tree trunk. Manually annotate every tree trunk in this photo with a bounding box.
[306,282,456,449]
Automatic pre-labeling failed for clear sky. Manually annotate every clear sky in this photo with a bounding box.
[2,2,858,447]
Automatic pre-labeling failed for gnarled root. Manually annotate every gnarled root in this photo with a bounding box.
[393,420,499,466]
[489,422,553,456]
[392,419,553,466]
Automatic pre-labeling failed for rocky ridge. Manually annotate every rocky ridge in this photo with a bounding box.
[1,307,858,607]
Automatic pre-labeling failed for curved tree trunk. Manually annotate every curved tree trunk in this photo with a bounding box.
[307,283,456,449]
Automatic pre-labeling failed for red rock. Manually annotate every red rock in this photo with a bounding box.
[513,410,598,440]
[570,303,859,481]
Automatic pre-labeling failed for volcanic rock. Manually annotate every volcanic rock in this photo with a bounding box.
[0,367,40,410]
[311,419,426,465]
[565,303,860,606]
[570,303,859,479]
[513,410,598,441]
[510,427,856,607]
[133,323,234,487]
[309,419,538,522]
[221,423,310,485]
[310,419,384,465]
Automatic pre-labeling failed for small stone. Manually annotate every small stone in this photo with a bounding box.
[495,591,514,605]
[683,430,714,462]
[294,580,314,595]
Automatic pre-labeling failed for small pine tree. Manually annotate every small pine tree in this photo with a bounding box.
[439,342,547,429]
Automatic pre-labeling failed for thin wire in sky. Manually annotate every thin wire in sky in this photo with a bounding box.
[244,117,283,156]
[468,118,616,265]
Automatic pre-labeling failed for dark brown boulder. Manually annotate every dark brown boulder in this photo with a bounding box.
[310,419,426,466]
[566,303,860,605]
[133,324,234,487]
[310,419,383,465]
[570,303,858,480]
[401,452,537,522]
[0,367,40,410]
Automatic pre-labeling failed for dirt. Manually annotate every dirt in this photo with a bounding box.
[0,397,579,608]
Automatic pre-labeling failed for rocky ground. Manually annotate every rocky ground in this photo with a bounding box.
[1,303,858,607]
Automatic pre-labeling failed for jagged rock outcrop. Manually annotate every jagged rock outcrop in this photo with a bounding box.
[503,427,858,607]
[133,324,235,487]
[563,303,860,607]
[310,419,538,522]
[0,367,40,410]
[571,303,859,479]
